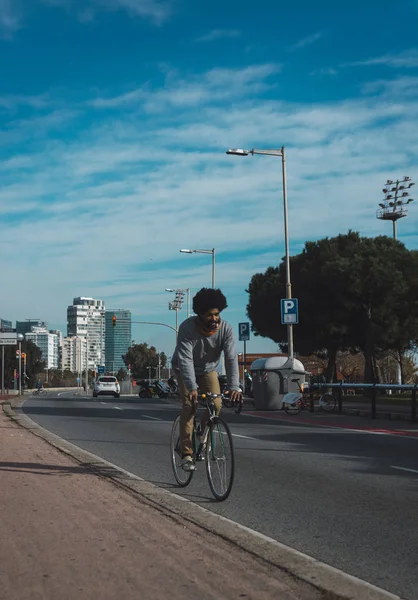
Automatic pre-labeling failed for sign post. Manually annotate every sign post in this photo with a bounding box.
[280,299,298,358]
[238,323,250,384]
[280,299,299,324]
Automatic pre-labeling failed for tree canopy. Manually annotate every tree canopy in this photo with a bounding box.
[122,343,167,380]
[2,339,45,389]
[247,232,418,382]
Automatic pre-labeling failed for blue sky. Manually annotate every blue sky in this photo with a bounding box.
[1,0,418,359]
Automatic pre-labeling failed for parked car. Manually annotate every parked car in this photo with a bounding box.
[93,376,120,398]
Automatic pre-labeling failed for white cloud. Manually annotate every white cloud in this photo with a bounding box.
[41,0,172,24]
[1,66,417,354]
[289,31,323,51]
[344,49,418,69]
[90,64,280,109]
[194,29,240,43]
[0,0,22,38]
[0,93,51,110]
[311,67,338,77]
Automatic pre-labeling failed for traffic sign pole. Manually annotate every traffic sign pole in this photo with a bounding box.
[18,341,22,396]
[1,346,4,395]
[238,323,250,385]
[243,339,247,385]
[280,299,298,358]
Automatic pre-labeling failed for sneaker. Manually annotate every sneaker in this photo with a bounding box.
[181,456,196,471]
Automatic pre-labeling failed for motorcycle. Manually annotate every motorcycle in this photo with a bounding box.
[167,377,179,397]
[138,379,169,398]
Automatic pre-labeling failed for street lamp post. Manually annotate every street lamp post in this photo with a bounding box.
[180,249,215,288]
[165,289,186,336]
[166,288,191,319]
[377,176,415,384]
[226,147,294,358]
[377,177,415,240]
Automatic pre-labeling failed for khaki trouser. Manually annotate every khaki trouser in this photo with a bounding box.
[177,371,221,457]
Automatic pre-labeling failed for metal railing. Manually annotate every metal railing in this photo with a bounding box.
[310,382,418,421]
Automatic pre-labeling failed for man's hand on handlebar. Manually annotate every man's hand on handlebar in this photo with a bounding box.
[224,389,243,413]
[189,389,199,406]
[228,389,243,404]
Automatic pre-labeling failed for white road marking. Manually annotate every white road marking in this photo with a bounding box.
[391,466,418,474]
[100,402,106,405]
[232,433,257,440]
[141,415,161,421]
[113,406,123,410]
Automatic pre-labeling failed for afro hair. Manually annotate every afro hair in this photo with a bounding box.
[192,288,228,315]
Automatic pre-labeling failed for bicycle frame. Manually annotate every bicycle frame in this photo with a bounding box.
[192,394,223,461]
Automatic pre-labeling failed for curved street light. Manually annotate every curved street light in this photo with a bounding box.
[226,146,293,358]
[180,248,215,288]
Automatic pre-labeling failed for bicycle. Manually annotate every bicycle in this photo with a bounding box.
[283,379,336,415]
[170,392,242,501]
[33,388,47,396]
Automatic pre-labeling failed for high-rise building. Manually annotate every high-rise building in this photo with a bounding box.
[105,309,131,373]
[16,319,47,335]
[62,337,87,373]
[67,297,105,370]
[25,327,59,370]
[50,330,64,370]
[0,319,13,332]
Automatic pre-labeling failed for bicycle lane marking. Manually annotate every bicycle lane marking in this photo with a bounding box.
[391,466,418,475]
[242,410,418,439]
[232,433,257,440]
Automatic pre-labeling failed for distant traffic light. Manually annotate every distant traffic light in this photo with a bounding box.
[112,315,117,327]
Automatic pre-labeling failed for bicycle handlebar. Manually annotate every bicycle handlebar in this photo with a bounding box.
[199,392,243,414]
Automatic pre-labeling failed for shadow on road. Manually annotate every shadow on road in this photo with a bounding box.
[0,460,131,479]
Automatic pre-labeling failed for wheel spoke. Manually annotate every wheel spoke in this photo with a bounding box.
[206,419,234,501]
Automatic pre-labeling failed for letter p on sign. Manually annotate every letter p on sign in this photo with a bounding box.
[281,299,299,324]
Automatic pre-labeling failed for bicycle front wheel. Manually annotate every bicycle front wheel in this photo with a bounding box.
[170,415,194,487]
[320,393,336,412]
[205,418,234,501]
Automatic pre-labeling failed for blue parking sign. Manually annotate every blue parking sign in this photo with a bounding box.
[281,299,299,324]
[238,322,250,341]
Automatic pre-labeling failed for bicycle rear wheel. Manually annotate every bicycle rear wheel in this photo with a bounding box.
[170,415,194,487]
[205,418,234,501]
[319,393,336,412]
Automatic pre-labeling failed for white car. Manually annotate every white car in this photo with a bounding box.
[93,376,120,398]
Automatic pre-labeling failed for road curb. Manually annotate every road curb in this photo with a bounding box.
[2,400,404,600]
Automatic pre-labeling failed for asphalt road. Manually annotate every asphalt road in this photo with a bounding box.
[22,392,418,600]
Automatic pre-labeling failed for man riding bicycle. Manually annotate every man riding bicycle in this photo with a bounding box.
[172,288,242,471]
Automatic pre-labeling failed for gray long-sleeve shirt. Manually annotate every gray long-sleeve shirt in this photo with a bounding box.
[171,317,240,392]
